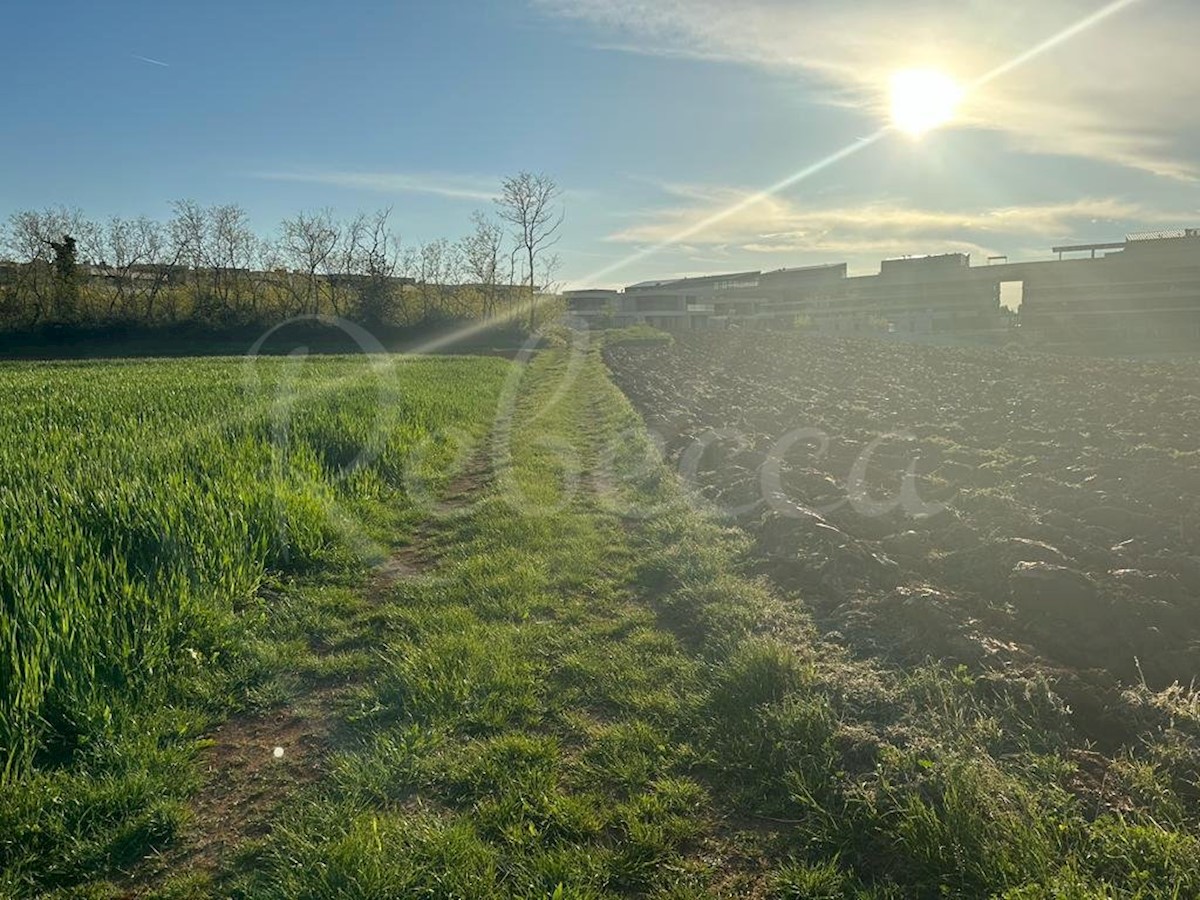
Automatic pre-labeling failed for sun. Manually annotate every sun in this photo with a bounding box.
[890,68,963,137]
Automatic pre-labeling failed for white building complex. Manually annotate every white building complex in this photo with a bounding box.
[565,230,1200,346]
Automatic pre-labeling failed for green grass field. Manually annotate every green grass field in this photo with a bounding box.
[3,343,1200,897]
[0,354,509,893]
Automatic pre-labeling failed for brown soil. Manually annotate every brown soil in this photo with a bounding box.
[604,333,1200,747]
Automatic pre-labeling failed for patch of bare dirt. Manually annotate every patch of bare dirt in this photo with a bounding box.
[118,449,494,896]
[128,693,345,890]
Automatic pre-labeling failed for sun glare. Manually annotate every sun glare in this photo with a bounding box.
[890,68,963,137]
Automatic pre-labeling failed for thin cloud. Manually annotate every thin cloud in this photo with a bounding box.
[132,54,170,67]
[608,186,1187,262]
[254,170,498,202]
[538,0,1199,180]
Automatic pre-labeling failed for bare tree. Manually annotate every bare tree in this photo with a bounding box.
[84,216,173,320]
[165,201,259,324]
[0,200,527,333]
[460,211,505,319]
[279,209,339,316]
[328,212,365,317]
[5,207,93,324]
[495,172,563,330]
[538,252,562,296]
[439,240,465,318]
[169,199,210,321]
[344,208,400,328]
[136,217,179,323]
[209,204,258,321]
[397,244,421,326]
[507,243,522,320]
[415,238,460,322]
[85,217,133,318]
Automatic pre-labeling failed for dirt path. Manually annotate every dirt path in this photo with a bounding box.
[117,450,492,897]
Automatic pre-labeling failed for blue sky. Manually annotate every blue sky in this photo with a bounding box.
[2,0,1198,287]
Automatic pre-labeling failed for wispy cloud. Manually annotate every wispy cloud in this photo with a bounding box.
[132,54,170,67]
[538,0,1199,180]
[254,170,499,202]
[608,184,1185,262]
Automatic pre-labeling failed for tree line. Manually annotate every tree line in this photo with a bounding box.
[0,172,563,333]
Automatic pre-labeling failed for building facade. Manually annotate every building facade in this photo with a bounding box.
[567,230,1200,347]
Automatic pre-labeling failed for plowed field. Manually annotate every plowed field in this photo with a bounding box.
[606,333,1200,743]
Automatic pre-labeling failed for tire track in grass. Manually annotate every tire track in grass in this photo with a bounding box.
[215,347,753,897]
[225,344,836,897]
[118,444,495,898]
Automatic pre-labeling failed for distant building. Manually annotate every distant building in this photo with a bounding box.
[1020,230,1200,343]
[572,229,1200,348]
[746,263,849,326]
[828,254,1008,338]
[621,271,759,330]
[563,289,620,326]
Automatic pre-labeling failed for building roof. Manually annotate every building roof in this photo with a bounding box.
[1051,241,1126,255]
[763,262,846,275]
[624,279,675,290]
[670,270,760,287]
[1126,228,1200,242]
[625,270,760,291]
[881,252,969,265]
[563,287,620,296]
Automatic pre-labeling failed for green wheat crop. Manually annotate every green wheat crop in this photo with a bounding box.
[0,354,507,780]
